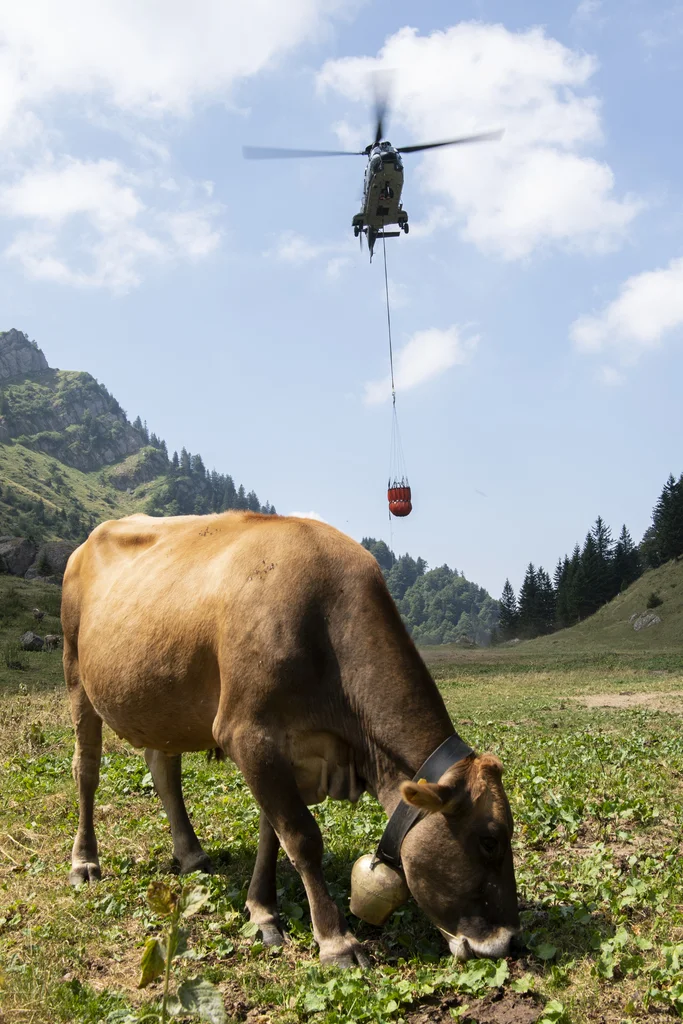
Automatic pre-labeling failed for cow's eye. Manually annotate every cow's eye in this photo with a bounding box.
[479,836,499,857]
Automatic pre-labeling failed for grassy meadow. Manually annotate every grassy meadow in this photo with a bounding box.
[1,570,683,1024]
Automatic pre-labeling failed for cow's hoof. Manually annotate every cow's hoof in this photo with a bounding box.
[320,935,369,968]
[69,861,101,886]
[178,852,213,876]
[260,923,287,947]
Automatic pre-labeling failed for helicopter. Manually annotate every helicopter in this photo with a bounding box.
[243,86,502,260]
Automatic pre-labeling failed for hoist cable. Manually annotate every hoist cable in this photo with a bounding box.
[381,227,396,404]
[382,227,408,487]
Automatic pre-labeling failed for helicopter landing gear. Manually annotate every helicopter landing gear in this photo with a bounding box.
[353,224,361,237]
[402,222,409,234]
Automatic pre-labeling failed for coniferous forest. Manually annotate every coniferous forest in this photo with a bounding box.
[361,538,499,646]
[496,471,683,642]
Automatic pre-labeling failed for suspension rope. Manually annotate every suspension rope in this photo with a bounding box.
[381,225,409,490]
[381,227,396,406]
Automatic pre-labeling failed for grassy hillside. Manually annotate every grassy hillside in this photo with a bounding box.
[423,558,683,672]
[0,330,274,544]
[0,441,147,539]
[522,558,683,657]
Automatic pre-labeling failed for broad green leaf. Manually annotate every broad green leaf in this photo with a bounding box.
[534,942,557,961]
[137,938,165,988]
[511,974,534,993]
[147,880,176,917]
[539,999,565,1023]
[179,885,210,919]
[239,920,259,938]
[176,978,228,1024]
[303,992,327,1013]
[168,926,189,960]
[489,960,509,988]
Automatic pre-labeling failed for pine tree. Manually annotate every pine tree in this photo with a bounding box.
[171,450,179,472]
[499,579,519,641]
[649,473,683,564]
[536,567,556,634]
[591,516,615,604]
[613,525,641,592]
[518,564,539,637]
[579,532,603,617]
[180,448,191,474]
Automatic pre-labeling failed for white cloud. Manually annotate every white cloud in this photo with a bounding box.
[319,24,641,259]
[364,325,477,404]
[0,1,353,128]
[383,277,409,308]
[0,158,221,290]
[570,257,683,367]
[288,510,327,521]
[573,0,603,23]
[0,0,354,289]
[269,230,355,279]
[597,365,624,386]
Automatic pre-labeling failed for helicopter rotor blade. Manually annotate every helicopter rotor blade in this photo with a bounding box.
[397,129,504,154]
[243,146,363,159]
[372,69,394,145]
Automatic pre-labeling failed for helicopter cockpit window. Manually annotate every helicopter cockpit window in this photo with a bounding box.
[370,155,382,173]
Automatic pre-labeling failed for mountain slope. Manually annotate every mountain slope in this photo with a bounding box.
[517,558,683,656]
[0,328,274,543]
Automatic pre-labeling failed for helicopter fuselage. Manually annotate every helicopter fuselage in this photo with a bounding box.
[352,142,408,255]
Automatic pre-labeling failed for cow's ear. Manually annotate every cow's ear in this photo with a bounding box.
[400,779,454,813]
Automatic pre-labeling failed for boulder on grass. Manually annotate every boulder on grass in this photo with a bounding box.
[19,631,44,651]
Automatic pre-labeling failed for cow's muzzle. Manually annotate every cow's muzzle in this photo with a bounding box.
[440,926,519,961]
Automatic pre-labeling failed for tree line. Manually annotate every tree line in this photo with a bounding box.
[497,470,683,642]
[361,538,498,645]
[143,442,275,518]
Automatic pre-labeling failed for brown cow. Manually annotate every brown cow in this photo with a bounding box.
[62,512,519,966]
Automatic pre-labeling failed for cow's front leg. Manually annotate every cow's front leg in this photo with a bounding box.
[231,730,369,968]
[144,750,212,875]
[246,811,286,946]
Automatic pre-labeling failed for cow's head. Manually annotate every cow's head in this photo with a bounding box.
[397,752,519,959]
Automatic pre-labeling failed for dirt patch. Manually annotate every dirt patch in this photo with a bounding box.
[576,690,683,712]
[407,991,541,1024]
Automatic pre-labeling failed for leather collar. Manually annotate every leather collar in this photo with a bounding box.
[373,733,474,871]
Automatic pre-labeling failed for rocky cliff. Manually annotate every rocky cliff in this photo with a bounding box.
[0,329,144,471]
[0,329,49,380]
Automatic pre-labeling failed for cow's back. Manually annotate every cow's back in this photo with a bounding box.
[62,512,384,753]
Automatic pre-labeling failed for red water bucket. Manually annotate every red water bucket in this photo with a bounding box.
[388,484,412,517]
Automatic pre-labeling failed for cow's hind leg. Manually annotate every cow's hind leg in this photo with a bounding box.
[144,750,212,875]
[230,729,368,968]
[66,651,102,886]
[246,811,285,946]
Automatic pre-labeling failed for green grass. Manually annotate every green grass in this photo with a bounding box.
[2,574,683,1023]
[0,442,160,538]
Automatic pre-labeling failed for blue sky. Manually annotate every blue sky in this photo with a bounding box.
[1,0,682,597]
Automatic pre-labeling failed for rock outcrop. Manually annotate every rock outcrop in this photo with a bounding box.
[630,611,662,631]
[25,540,76,580]
[0,536,37,576]
[0,329,145,470]
[0,329,49,380]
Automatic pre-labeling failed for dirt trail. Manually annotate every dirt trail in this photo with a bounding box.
[576,690,683,712]
[407,991,541,1024]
